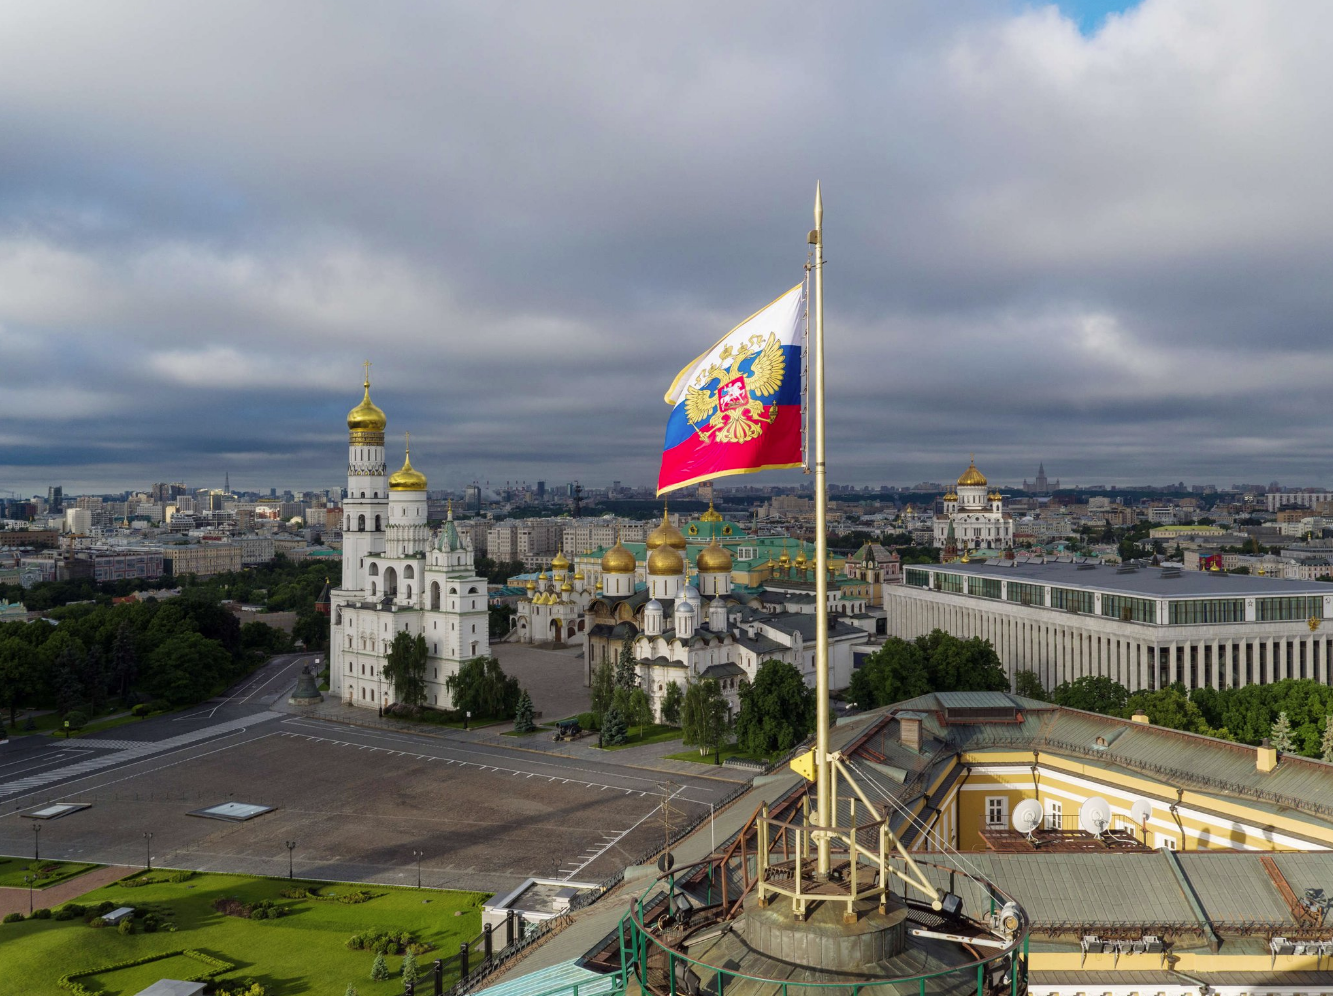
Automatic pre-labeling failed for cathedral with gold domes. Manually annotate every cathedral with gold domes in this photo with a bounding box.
[933,457,1013,554]
[329,372,490,711]
[572,509,870,722]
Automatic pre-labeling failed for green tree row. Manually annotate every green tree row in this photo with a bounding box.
[848,629,1008,710]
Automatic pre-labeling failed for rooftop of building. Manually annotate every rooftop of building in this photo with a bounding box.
[908,557,1333,598]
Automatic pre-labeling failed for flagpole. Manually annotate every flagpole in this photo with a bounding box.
[810,182,831,878]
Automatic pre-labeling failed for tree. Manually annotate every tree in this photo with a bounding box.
[446,655,521,719]
[601,705,628,746]
[590,659,615,718]
[660,680,683,727]
[1271,711,1295,752]
[83,646,109,715]
[627,687,652,737]
[682,678,730,762]
[916,631,1007,692]
[1123,684,1206,734]
[143,632,234,704]
[734,660,816,757]
[513,689,536,733]
[401,952,418,985]
[110,622,138,702]
[344,987,360,996]
[383,631,428,708]
[614,642,638,691]
[370,953,389,981]
[291,612,326,652]
[53,646,85,716]
[1051,675,1129,715]
[848,639,929,709]
[1013,669,1046,701]
[0,638,37,727]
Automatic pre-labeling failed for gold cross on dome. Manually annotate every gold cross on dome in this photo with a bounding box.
[363,359,372,385]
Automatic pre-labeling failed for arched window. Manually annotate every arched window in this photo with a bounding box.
[448,586,458,595]
[404,565,414,579]
[345,516,350,530]
[369,563,378,576]
[467,586,479,594]
[360,491,365,498]
[374,515,381,531]
[384,566,398,596]
[357,514,366,532]
[370,582,377,595]
[334,609,342,626]
[431,582,440,610]
[405,584,412,600]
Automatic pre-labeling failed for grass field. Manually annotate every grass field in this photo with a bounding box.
[663,744,768,766]
[0,858,99,889]
[0,870,488,996]
[599,724,683,750]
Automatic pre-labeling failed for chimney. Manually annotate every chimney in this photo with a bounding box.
[1257,737,1278,773]
[1131,713,1150,725]
[900,715,922,751]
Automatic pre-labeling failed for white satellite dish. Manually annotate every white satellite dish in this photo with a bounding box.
[1079,796,1113,838]
[1011,798,1043,836]
[1129,799,1152,825]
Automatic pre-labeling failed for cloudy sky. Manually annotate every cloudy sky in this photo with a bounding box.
[2,0,1331,496]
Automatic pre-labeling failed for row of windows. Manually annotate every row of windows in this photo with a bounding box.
[1168,598,1246,625]
[1257,596,1324,621]
[934,573,964,594]
[967,576,1002,599]
[1050,587,1096,614]
[1006,581,1045,607]
[905,568,931,588]
[1102,594,1158,624]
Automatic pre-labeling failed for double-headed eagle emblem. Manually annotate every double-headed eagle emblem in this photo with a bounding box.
[683,332,786,444]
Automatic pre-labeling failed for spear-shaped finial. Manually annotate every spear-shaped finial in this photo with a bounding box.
[814,181,823,230]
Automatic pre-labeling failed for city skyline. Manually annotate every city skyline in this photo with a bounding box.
[5,2,1333,492]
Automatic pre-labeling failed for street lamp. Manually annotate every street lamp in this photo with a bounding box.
[32,823,39,861]
[412,849,423,889]
[143,831,153,870]
[285,840,296,879]
[24,873,34,914]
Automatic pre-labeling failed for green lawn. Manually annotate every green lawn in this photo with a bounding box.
[599,724,684,750]
[0,858,99,889]
[663,743,771,766]
[0,870,488,996]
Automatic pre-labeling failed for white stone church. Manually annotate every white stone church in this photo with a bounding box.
[328,375,490,711]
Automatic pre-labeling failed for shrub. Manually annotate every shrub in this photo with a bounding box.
[212,898,251,918]
[3,912,24,924]
[336,890,372,904]
[31,908,51,920]
[88,917,108,928]
[64,710,89,732]
[347,929,415,955]
[94,901,116,915]
[168,870,194,883]
[147,699,171,713]
[405,941,435,956]
[118,919,135,935]
[131,703,152,717]
[577,711,600,731]
[279,887,311,899]
[370,953,389,981]
[142,913,161,933]
[54,908,81,921]
[345,986,360,996]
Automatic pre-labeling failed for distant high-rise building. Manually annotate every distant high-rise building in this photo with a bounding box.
[47,485,63,512]
[1022,463,1058,495]
[464,483,482,512]
[536,481,545,499]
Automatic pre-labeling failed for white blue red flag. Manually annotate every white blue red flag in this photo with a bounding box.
[657,284,804,495]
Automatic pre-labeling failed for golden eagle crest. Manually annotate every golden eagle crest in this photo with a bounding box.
[683,332,786,444]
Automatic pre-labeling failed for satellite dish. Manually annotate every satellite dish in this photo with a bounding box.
[1079,796,1113,838]
[1129,799,1152,825]
[1011,798,1043,836]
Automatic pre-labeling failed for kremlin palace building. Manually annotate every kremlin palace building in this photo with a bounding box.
[328,377,490,711]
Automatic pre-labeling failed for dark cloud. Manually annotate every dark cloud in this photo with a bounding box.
[1,0,1330,495]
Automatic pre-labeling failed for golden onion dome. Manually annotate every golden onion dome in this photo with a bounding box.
[601,539,637,574]
[699,500,723,523]
[595,578,603,590]
[538,570,548,581]
[388,440,427,491]
[647,543,685,577]
[525,577,536,590]
[696,537,733,573]
[646,509,687,551]
[551,550,570,570]
[778,543,791,565]
[944,492,958,502]
[573,570,584,581]
[795,545,807,565]
[347,378,388,432]
[957,458,987,487]
[561,580,573,593]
